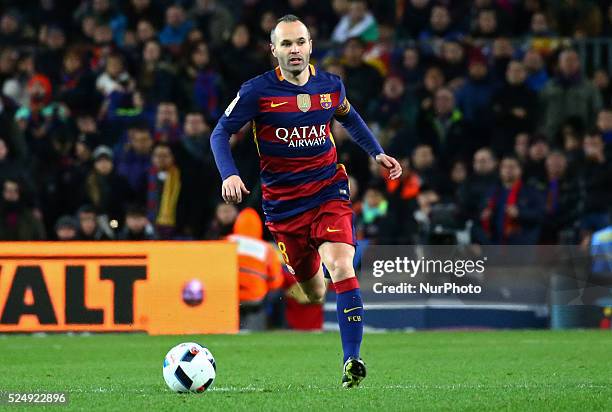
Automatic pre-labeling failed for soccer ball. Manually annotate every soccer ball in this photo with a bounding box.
[163,342,216,393]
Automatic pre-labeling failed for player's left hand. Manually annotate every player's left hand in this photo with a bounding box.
[375,153,402,180]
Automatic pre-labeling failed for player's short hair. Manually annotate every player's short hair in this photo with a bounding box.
[270,14,310,44]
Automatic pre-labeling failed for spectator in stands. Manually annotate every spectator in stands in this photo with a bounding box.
[159,5,193,51]
[418,87,472,164]
[340,37,383,114]
[355,186,389,243]
[415,66,445,117]
[84,145,133,224]
[526,11,556,38]
[0,179,45,240]
[137,40,177,106]
[54,215,78,241]
[135,19,157,45]
[179,41,223,120]
[356,185,389,241]
[552,0,601,37]
[400,0,433,40]
[560,122,584,170]
[455,51,498,148]
[476,155,545,244]
[523,134,550,182]
[603,3,612,37]
[117,204,157,240]
[514,0,548,34]
[14,74,70,184]
[368,75,417,143]
[57,49,100,116]
[76,204,112,240]
[522,48,548,93]
[471,8,501,40]
[513,132,530,163]
[539,49,602,139]
[204,202,238,240]
[420,5,464,57]
[363,22,395,75]
[36,25,67,86]
[492,60,537,155]
[0,137,33,195]
[173,112,217,238]
[96,53,130,96]
[89,22,116,72]
[253,11,278,54]
[3,51,34,108]
[0,10,25,46]
[219,23,266,100]
[153,101,181,144]
[0,47,18,89]
[439,159,467,203]
[410,144,444,220]
[596,108,612,151]
[593,70,612,107]
[147,142,184,239]
[115,124,153,203]
[398,46,423,90]
[331,0,379,44]
[188,0,234,49]
[124,0,164,30]
[532,151,581,244]
[438,40,467,88]
[579,131,612,239]
[490,37,515,84]
[458,147,498,223]
[74,129,97,169]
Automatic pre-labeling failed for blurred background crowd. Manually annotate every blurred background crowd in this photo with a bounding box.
[0,0,611,250]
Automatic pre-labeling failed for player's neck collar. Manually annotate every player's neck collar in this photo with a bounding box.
[275,65,316,82]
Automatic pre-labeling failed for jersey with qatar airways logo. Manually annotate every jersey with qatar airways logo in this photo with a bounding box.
[218,65,352,222]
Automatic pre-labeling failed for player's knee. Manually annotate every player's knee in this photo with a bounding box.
[304,288,325,304]
[298,275,326,304]
[326,257,355,280]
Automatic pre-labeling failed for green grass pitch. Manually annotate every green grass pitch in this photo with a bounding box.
[1,330,611,411]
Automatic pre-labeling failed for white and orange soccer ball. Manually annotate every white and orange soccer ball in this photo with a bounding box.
[163,342,216,393]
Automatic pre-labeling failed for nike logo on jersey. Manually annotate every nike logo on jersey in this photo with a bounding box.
[270,101,288,108]
[343,306,362,314]
[326,227,342,233]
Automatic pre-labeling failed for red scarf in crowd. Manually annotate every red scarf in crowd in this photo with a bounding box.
[481,180,522,241]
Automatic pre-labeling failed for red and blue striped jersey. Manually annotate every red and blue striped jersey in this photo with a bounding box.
[216,65,353,222]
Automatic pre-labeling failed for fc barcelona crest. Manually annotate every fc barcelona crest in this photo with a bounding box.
[296,94,311,112]
[320,93,332,109]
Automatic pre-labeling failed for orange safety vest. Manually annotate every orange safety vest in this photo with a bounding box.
[227,234,283,304]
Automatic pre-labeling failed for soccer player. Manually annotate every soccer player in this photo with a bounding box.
[211,15,402,388]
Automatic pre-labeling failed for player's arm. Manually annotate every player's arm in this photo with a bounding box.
[334,84,402,180]
[211,82,258,203]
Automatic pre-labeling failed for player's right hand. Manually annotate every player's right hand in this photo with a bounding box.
[222,175,250,204]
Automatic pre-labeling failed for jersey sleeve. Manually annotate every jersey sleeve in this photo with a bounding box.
[334,80,351,117]
[217,81,259,134]
[211,81,259,180]
[333,79,384,157]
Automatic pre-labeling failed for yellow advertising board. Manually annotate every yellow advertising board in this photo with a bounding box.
[0,242,238,334]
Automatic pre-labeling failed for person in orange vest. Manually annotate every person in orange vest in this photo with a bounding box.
[227,208,283,330]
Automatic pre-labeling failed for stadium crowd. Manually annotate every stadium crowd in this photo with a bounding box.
[0,0,611,247]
